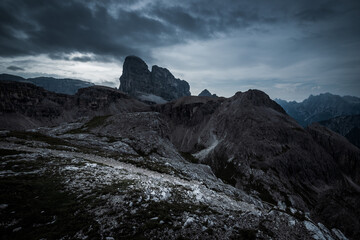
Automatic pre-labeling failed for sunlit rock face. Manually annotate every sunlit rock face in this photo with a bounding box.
[119,56,190,103]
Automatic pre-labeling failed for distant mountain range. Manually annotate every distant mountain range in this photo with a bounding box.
[0,73,94,95]
[275,93,360,126]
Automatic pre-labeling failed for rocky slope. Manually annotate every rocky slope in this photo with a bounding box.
[0,81,148,130]
[156,90,360,239]
[0,73,94,95]
[0,81,358,239]
[275,93,360,126]
[0,113,349,240]
[119,56,190,103]
[319,115,360,148]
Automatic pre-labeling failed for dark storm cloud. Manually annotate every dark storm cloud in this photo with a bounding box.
[0,0,171,61]
[71,56,93,62]
[295,7,335,22]
[0,0,291,61]
[0,0,360,99]
[1,0,358,62]
[7,65,24,71]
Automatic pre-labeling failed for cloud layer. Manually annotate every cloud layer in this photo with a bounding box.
[1,0,359,100]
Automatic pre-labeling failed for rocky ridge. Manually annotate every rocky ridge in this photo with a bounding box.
[275,93,360,126]
[0,81,148,130]
[0,73,94,95]
[119,56,190,103]
[156,90,360,239]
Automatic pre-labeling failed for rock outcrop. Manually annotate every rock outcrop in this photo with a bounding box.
[198,89,217,97]
[119,56,190,103]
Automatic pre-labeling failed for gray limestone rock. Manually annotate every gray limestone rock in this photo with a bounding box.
[119,56,190,102]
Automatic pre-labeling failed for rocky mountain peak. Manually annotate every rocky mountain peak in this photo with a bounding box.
[198,89,217,97]
[119,56,151,96]
[119,56,190,103]
[232,90,286,114]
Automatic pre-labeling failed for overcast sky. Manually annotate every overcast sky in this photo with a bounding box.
[1,0,359,101]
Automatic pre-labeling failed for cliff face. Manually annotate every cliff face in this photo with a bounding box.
[119,56,190,103]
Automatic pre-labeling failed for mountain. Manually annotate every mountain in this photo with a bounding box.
[319,115,360,148]
[0,81,148,130]
[119,56,191,103]
[198,89,217,97]
[0,73,94,95]
[0,82,359,239]
[275,93,360,126]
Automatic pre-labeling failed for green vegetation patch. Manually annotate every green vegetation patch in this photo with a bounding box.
[0,161,100,239]
[121,157,186,179]
[8,131,69,146]
[66,115,111,134]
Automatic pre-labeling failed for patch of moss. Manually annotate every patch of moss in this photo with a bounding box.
[66,115,111,134]
[121,158,185,178]
[95,179,137,196]
[8,131,69,146]
[0,167,100,239]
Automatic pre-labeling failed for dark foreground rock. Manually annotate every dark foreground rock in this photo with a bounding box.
[0,82,357,239]
[0,81,148,130]
[156,90,360,240]
[319,114,360,149]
